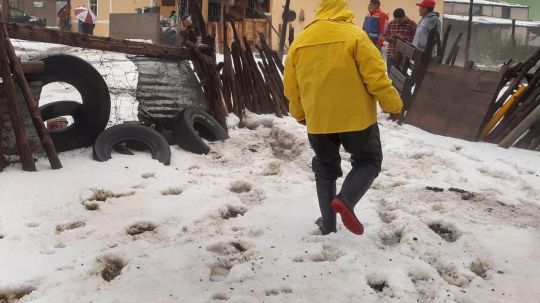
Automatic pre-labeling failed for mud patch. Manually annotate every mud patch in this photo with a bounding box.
[206,241,251,255]
[0,286,35,303]
[293,245,344,263]
[126,221,157,236]
[378,211,396,224]
[97,255,126,282]
[229,181,252,193]
[380,229,402,246]
[220,205,247,220]
[83,189,135,202]
[367,276,389,293]
[470,259,490,279]
[434,263,471,288]
[55,221,86,234]
[161,187,183,196]
[211,293,229,300]
[428,222,460,242]
[265,287,293,296]
[262,161,281,176]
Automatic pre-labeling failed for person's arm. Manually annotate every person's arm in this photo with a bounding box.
[376,13,389,47]
[354,35,403,115]
[383,22,392,42]
[407,22,417,43]
[283,50,305,123]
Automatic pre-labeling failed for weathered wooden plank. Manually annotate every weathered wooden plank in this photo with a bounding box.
[404,62,501,141]
[6,22,196,60]
[396,39,423,62]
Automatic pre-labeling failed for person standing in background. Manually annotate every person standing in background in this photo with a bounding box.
[170,10,177,26]
[384,8,416,70]
[58,1,71,31]
[413,0,441,56]
[362,0,389,49]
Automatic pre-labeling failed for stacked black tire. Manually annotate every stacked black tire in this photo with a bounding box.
[34,55,228,166]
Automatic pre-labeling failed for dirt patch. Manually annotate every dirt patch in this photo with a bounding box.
[425,186,444,193]
[0,286,35,303]
[220,205,247,220]
[262,161,281,176]
[428,222,460,242]
[55,221,86,234]
[265,287,293,296]
[378,211,396,224]
[99,256,126,282]
[126,222,157,236]
[229,181,252,193]
[470,259,490,279]
[141,172,155,179]
[84,189,135,202]
[211,293,229,300]
[380,230,402,246]
[367,278,389,293]
[161,187,183,196]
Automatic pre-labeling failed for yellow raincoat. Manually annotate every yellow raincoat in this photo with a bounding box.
[284,0,403,134]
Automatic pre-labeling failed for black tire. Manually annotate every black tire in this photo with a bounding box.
[93,124,171,166]
[29,54,111,151]
[39,101,85,152]
[172,107,229,154]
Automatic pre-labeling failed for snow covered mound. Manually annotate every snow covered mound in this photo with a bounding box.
[1,114,539,302]
[1,41,539,303]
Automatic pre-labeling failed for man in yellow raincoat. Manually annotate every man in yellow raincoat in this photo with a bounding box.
[284,0,403,235]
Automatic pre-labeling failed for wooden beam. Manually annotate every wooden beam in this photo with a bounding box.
[6,22,196,61]
[0,23,36,171]
[1,20,62,169]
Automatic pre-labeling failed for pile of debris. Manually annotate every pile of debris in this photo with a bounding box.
[481,50,540,150]
[389,26,539,151]
[220,23,288,123]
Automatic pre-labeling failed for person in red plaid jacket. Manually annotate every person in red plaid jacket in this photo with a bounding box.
[384,9,417,71]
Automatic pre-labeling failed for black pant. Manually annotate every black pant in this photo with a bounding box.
[308,124,383,232]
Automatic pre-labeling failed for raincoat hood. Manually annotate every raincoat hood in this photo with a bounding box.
[314,0,355,23]
[284,0,403,134]
[293,0,357,49]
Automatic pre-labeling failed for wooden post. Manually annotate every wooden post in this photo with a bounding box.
[1,0,9,22]
[445,33,463,65]
[439,24,452,63]
[278,0,291,60]
[464,0,474,64]
[499,105,540,148]
[0,18,62,169]
[511,19,516,47]
[0,25,36,171]
[0,111,7,172]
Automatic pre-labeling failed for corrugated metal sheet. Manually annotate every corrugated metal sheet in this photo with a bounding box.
[130,57,208,126]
